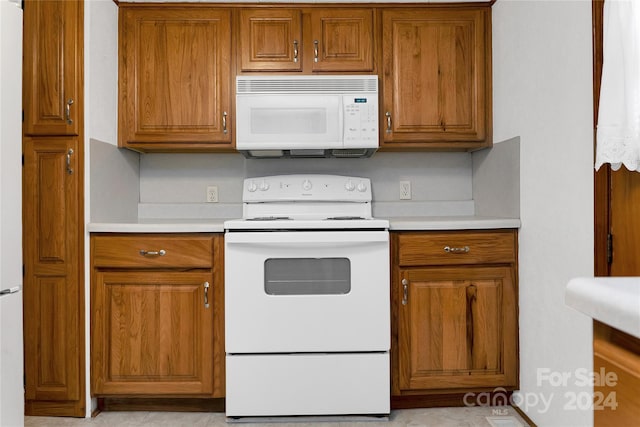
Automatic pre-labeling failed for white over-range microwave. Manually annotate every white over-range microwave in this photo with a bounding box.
[235,75,379,158]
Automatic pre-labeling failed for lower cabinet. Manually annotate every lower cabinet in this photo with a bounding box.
[90,233,224,397]
[593,321,640,426]
[392,230,519,402]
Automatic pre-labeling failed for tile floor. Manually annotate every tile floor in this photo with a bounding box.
[25,407,531,427]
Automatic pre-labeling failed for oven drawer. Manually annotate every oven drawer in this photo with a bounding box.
[397,230,516,266]
[92,234,214,268]
[226,353,390,417]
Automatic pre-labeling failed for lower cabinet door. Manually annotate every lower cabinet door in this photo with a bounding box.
[92,271,215,395]
[398,266,518,391]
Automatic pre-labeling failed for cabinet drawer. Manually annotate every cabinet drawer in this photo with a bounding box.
[92,234,214,268]
[397,231,516,266]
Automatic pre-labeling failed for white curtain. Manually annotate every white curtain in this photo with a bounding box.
[595,0,640,172]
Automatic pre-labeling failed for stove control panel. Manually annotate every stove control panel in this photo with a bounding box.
[243,174,372,202]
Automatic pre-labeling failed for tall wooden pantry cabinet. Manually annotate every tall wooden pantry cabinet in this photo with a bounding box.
[22,0,85,417]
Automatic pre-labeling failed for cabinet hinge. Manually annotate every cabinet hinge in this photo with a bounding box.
[607,233,613,264]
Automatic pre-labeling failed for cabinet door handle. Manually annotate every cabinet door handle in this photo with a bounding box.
[401,278,409,305]
[66,148,74,175]
[204,281,210,309]
[385,112,392,133]
[293,40,299,63]
[139,249,166,257]
[65,98,74,125]
[313,40,319,63]
[444,246,470,254]
[466,284,477,351]
[222,111,228,134]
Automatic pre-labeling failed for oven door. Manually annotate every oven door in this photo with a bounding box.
[225,230,389,353]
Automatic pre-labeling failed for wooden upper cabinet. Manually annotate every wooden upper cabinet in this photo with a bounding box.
[381,8,491,149]
[239,9,303,72]
[238,8,374,73]
[23,0,82,136]
[118,7,232,151]
[309,9,374,72]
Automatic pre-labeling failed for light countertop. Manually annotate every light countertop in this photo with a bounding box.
[566,277,640,339]
[385,216,520,231]
[88,218,228,233]
[87,216,520,233]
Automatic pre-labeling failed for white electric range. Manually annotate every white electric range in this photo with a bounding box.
[224,174,390,419]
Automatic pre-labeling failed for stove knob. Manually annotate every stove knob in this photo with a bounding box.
[357,182,368,192]
[345,180,355,191]
[259,180,270,191]
[247,180,257,192]
[302,179,312,191]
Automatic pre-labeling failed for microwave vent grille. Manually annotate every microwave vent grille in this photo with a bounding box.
[237,76,378,94]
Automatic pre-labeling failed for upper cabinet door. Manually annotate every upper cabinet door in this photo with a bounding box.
[381,8,491,149]
[239,9,302,72]
[23,0,82,136]
[309,9,374,72]
[119,8,232,150]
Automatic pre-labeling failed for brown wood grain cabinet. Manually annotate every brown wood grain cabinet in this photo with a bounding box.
[238,8,374,73]
[22,0,85,417]
[116,3,493,152]
[23,138,84,415]
[380,8,492,150]
[594,322,640,426]
[391,230,518,402]
[91,234,225,398]
[23,0,82,137]
[118,7,232,151]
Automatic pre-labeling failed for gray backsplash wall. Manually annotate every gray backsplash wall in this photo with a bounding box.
[90,139,519,222]
[90,139,140,222]
[139,151,473,204]
[472,137,520,218]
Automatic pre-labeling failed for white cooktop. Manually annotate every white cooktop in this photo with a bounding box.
[224,217,389,230]
[225,174,389,230]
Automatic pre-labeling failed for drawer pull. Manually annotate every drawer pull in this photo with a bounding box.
[444,246,470,254]
[139,249,166,257]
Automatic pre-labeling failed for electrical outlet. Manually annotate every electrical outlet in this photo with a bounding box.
[399,181,412,200]
[206,185,219,203]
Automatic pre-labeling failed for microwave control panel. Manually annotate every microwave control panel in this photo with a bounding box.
[343,95,378,144]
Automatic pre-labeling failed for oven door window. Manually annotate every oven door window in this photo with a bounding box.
[264,258,350,295]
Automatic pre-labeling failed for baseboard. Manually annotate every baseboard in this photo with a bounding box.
[97,397,225,413]
[392,391,514,409]
[25,400,85,417]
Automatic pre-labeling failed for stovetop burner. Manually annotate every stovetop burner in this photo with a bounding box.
[247,216,292,221]
[325,216,366,220]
